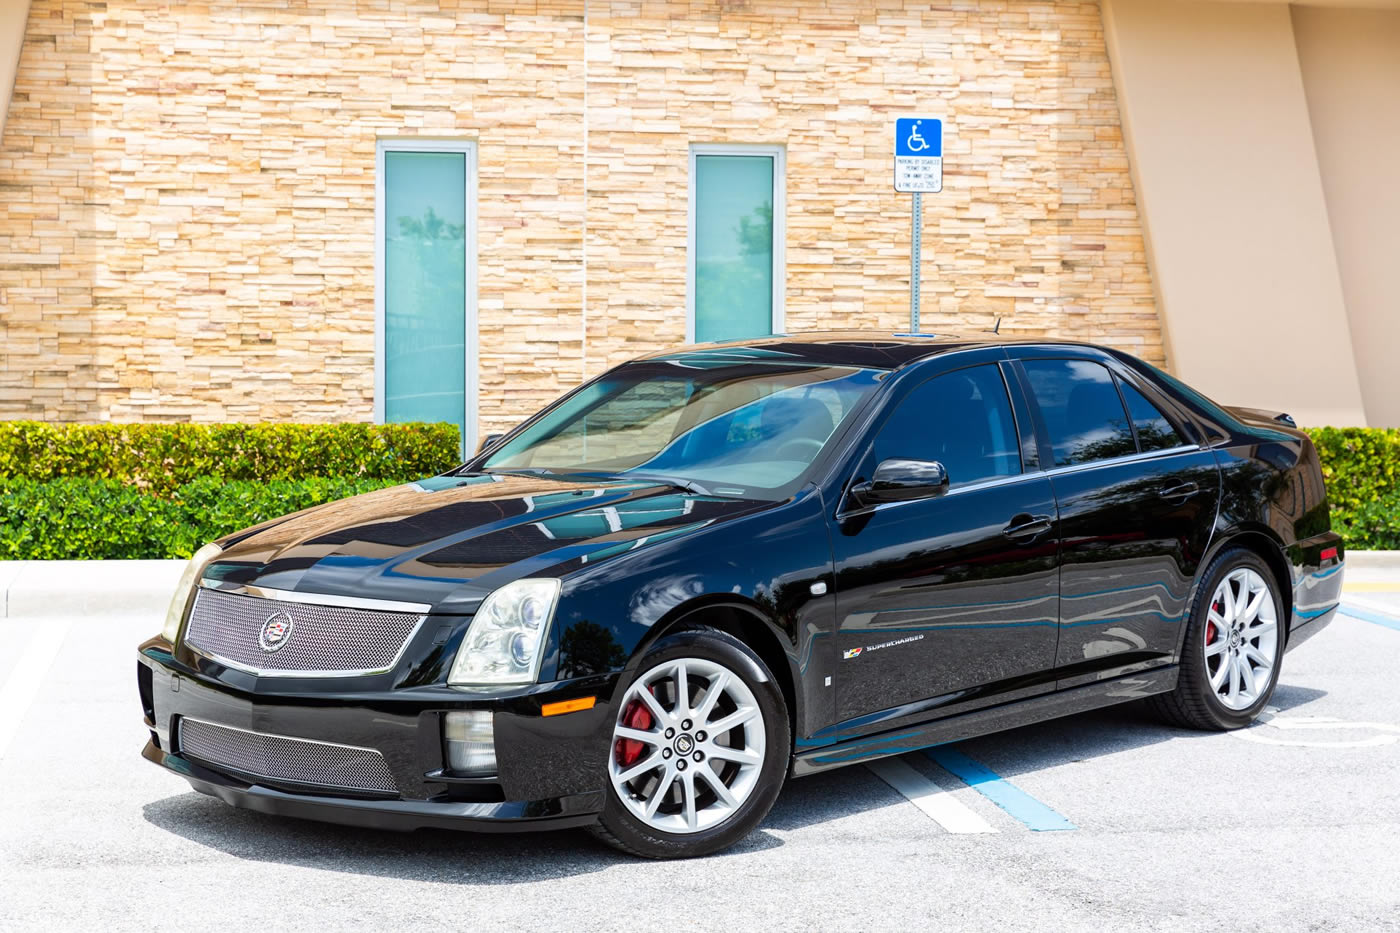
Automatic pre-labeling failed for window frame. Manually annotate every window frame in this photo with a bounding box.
[1017,357,1140,469]
[686,143,786,344]
[373,138,480,457]
[854,361,1027,491]
[1011,355,1202,476]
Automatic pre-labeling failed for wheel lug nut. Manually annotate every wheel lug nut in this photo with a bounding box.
[662,748,672,759]
[677,760,688,771]
[693,751,704,762]
[695,731,706,742]
[681,719,692,730]
[665,727,675,739]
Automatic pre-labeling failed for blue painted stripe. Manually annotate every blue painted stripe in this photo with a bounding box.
[1340,604,1400,632]
[926,747,1076,832]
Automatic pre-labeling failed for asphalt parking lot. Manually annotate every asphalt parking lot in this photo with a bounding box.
[2,592,1399,932]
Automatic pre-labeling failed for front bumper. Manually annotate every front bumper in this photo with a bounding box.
[138,639,620,833]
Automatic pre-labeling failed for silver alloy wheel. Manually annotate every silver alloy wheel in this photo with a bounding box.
[1204,567,1278,711]
[607,656,767,835]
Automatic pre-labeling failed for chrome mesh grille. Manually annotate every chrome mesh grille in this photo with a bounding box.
[178,718,399,795]
[183,588,423,675]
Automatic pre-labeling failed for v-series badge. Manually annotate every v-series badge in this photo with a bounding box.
[843,633,925,660]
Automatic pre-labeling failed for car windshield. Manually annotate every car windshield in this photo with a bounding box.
[479,359,884,500]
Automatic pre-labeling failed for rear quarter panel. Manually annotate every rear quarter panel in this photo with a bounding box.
[1210,422,1343,648]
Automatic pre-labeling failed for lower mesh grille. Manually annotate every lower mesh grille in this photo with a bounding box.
[178,718,399,796]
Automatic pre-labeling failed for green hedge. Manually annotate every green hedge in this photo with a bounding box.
[0,421,459,560]
[0,421,459,495]
[1306,427,1400,551]
[0,477,398,560]
[0,421,1394,558]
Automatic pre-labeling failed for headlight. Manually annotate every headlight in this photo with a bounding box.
[160,542,223,643]
[448,578,561,686]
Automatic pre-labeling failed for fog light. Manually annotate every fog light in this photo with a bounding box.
[444,711,496,776]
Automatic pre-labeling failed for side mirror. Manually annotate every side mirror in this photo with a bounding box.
[476,433,504,455]
[850,459,949,507]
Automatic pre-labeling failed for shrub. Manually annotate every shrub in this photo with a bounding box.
[0,477,397,560]
[1305,427,1400,521]
[1329,490,1400,552]
[0,421,459,495]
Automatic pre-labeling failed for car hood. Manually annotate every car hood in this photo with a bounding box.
[205,472,764,612]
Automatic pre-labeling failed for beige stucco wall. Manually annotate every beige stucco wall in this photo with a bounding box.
[0,0,1161,436]
[1101,0,1368,427]
[1292,5,1400,428]
[0,0,29,139]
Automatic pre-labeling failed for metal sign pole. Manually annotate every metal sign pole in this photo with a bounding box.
[911,191,922,332]
[895,116,942,334]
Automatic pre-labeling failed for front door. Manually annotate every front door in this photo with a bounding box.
[1016,356,1221,687]
[830,362,1061,729]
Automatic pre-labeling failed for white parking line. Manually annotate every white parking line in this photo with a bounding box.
[0,619,73,763]
[867,756,998,834]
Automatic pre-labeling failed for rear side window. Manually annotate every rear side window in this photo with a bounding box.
[1116,379,1185,452]
[869,365,1021,488]
[1022,359,1136,466]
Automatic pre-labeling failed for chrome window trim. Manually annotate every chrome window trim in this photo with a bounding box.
[839,442,1204,519]
[187,583,430,678]
[1040,443,1202,478]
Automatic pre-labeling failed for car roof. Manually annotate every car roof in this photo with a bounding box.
[636,330,1100,371]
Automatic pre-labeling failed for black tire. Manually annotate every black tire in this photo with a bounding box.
[591,626,790,859]
[1149,547,1285,730]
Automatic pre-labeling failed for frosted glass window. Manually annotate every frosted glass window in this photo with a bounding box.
[383,150,467,455]
[693,154,776,343]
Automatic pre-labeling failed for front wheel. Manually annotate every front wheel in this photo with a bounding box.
[592,627,790,858]
[1151,548,1284,730]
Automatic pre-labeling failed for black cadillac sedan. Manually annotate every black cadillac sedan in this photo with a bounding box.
[138,332,1345,858]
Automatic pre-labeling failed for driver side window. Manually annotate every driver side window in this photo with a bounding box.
[868,366,1022,489]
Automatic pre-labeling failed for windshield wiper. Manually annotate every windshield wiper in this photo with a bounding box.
[481,466,556,477]
[626,474,713,496]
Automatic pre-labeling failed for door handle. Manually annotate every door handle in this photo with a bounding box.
[1003,514,1053,540]
[1159,482,1199,501]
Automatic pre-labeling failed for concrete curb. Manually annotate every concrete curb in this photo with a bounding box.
[1341,551,1400,570]
[0,560,183,620]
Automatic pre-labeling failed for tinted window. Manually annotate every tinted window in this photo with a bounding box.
[1022,359,1136,466]
[869,365,1020,488]
[1117,379,1185,452]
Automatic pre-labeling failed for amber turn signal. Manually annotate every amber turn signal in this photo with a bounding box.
[541,696,597,717]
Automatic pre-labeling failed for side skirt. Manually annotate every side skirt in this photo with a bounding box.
[791,665,1178,777]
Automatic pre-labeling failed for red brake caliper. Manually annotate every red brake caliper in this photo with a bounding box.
[615,693,654,768]
[1206,598,1221,645]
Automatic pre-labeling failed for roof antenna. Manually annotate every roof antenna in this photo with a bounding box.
[992,316,1001,335]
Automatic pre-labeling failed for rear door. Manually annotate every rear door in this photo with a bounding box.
[1014,353,1220,687]
[830,361,1061,726]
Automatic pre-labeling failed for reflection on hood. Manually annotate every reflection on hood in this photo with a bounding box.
[205,472,761,609]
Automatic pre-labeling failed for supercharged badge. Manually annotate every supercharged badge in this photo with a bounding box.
[843,633,925,659]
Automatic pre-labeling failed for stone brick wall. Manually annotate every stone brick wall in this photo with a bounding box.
[0,0,1160,438]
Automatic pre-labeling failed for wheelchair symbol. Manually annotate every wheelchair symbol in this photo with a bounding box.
[905,123,929,153]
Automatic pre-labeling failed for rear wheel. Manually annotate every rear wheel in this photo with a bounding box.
[592,627,789,858]
[1150,548,1284,730]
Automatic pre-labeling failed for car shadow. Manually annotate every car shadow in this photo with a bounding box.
[141,793,785,883]
[142,682,1329,873]
[899,681,1331,786]
[764,681,1331,832]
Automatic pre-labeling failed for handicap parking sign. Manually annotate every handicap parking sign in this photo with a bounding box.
[894,118,943,193]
